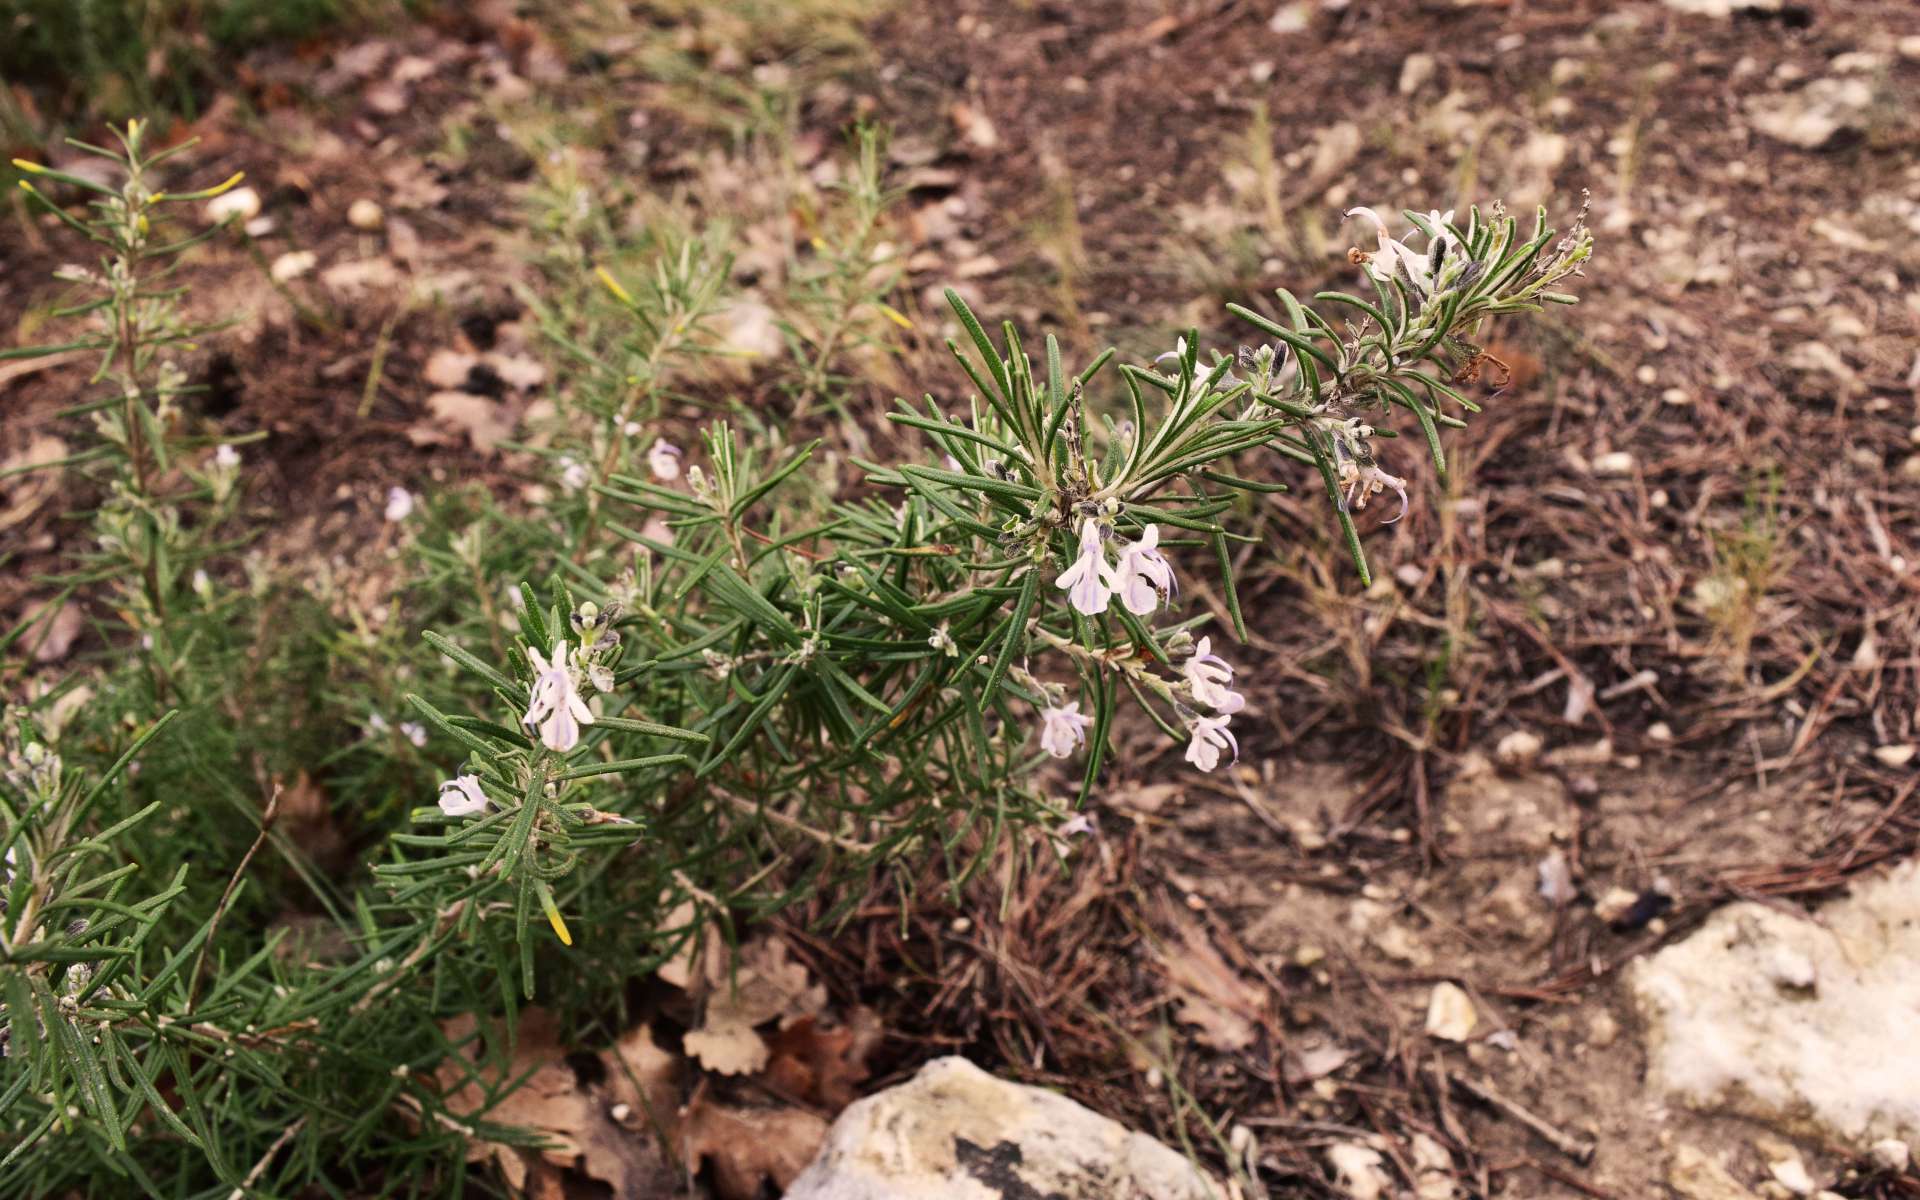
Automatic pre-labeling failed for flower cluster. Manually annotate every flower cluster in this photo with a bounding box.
[1056,517,1174,617]
[1039,509,1247,773]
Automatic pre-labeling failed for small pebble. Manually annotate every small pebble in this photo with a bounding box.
[269,250,317,282]
[205,186,261,225]
[1872,744,1915,767]
[347,199,385,230]
[1768,1156,1815,1197]
[1869,1139,1910,1172]
[1495,729,1543,768]
[1592,450,1636,477]
[1425,982,1478,1042]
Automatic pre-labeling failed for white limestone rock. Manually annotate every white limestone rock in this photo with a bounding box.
[1630,861,1920,1148]
[784,1057,1218,1200]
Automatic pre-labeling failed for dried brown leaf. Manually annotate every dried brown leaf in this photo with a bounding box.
[435,1011,676,1200]
[1155,905,1268,1052]
[678,1095,827,1200]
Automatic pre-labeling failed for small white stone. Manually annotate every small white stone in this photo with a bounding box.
[269,250,317,282]
[205,186,261,225]
[1648,721,1674,742]
[1662,387,1694,406]
[1900,35,1920,63]
[1768,1156,1816,1196]
[1425,982,1478,1042]
[1538,851,1577,907]
[1592,450,1636,477]
[1399,53,1437,96]
[1873,744,1915,767]
[347,198,385,230]
[1869,1139,1910,1172]
[1495,729,1544,768]
[1595,886,1639,924]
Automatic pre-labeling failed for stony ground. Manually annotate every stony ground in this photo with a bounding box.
[5,0,1920,1197]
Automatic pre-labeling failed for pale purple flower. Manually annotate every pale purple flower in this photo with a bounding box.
[1058,813,1098,838]
[437,774,489,817]
[1113,524,1175,616]
[647,438,683,481]
[559,456,590,493]
[1039,700,1095,759]
[400,721,428,748]
[214,444,241,470]
[1185,710,1240,772]
[1056,519,1117,616]
[1183,636,1242,711]
[384,486,415,522]
[523,640,594,752]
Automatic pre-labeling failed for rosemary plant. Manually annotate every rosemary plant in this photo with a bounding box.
[2,119,1591,1195]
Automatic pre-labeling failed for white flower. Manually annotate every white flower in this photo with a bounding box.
[384,486,415,522]
[928,621,957,657]
[206,186,262,225]
[1113,524,1175,616]
[559,457,590,493]
[622,419,643,437]
[1185,708,1241,773]
[1056,519,1118,615]
[400,721,428,748]
[437,774,489,817]
[1039,700,1095,759]
[523,640,594,752]
[214,444,241,470]
[1346,206,1433,293]
[647,438,683,481]
[192,569,212,595]
[367,713,391,736]
[1183,636,1242,711]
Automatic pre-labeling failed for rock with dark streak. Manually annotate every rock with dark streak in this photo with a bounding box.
[784,1057,1217,1200]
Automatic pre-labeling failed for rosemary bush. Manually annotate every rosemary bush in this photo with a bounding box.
[2,125,1592,1194]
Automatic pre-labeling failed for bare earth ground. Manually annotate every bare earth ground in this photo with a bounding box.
[5,0,1920,1197]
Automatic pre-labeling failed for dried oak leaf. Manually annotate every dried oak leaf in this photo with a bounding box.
[434,1011,675,1200]
[601,1021,680,1134]
[682,937,827,1077]
[678,1094,827,1200]
[763,1007,882,1110]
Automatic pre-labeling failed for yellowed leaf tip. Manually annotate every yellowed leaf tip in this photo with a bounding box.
[595,266,633,305]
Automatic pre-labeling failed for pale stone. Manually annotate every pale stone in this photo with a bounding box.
[1631,862,1920,1149]
[1869,1139,1910,1172]
[784,1057,1217,1200]
[1494,729,1543,768]
[1747,77,1874,149]
[1669,1145,1760,1200]
[1425,982,1477,1042]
